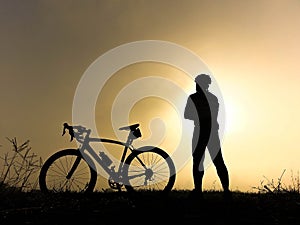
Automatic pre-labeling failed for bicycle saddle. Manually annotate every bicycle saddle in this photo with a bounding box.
[119,123,140,131]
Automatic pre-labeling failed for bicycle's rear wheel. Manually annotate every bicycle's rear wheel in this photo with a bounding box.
[123,147,176,193]
[39,149,97,193]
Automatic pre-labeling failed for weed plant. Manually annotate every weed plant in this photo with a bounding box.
[0,137,42,193]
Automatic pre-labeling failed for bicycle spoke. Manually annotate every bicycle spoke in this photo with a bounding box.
[40,149,97,193]
[124,148,175,192]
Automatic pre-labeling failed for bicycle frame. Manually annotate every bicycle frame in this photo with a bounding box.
[73,127,146,186]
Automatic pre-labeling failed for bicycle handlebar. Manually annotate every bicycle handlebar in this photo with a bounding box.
[62,123,90,142]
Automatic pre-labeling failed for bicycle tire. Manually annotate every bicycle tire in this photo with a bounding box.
[123,146,176,193]
[39,149,97,193]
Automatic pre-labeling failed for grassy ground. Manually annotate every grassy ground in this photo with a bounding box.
[0,189,300,225]
[1,138,300,224]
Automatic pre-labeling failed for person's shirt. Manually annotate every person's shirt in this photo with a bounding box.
[184,89,219,128]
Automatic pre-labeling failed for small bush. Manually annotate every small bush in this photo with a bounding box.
[252,169,300,195]
[0,137,42,192]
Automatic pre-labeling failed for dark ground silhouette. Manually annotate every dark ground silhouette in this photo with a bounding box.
[1,190,300,225]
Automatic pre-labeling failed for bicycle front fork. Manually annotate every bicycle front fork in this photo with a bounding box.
[66,155,82,179]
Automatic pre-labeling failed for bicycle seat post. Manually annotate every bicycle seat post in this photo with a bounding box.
[118,124,141,164]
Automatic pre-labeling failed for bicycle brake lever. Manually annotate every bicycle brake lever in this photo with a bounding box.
[62,123,68,136]
[62,123,74,142]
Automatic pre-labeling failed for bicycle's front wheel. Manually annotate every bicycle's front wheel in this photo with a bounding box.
[123,147,176,193]
[39,149,97,193]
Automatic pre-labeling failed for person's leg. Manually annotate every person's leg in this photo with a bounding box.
[213,150,230,192]
[192,126,208,193]
[207,130,230,193]
[192,154,205,192]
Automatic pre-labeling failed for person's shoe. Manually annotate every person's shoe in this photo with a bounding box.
[188,189,204,201]
[223,190,232,202]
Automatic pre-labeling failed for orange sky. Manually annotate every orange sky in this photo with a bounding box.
[1,0,300,192]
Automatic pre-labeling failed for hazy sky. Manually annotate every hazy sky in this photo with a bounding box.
[1,0,300,192]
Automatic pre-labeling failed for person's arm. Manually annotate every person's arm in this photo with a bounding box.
[184,96,196,121]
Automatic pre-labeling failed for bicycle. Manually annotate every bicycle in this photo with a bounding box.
[39,122,176,193]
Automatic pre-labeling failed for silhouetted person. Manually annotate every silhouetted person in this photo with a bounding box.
[184,74,231,200]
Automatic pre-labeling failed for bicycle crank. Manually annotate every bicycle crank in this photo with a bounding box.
[108,178,123,190]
